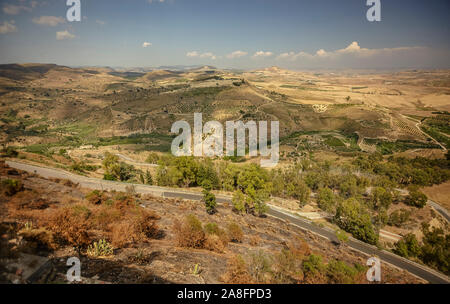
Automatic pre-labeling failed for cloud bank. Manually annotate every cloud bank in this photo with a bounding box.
[32,16,65,26]
[0,21,17,34]
[56,30,75,40]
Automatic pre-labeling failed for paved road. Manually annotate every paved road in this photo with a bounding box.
[5,160,450,284]
[428,200,450,222]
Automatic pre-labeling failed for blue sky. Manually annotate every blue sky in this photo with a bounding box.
[0,0,449,69]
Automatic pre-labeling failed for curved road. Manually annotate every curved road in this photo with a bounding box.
[5,160,449,284]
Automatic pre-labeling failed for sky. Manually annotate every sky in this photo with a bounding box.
[0,0,449,69]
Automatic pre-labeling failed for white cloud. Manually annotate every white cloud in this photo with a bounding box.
[186,51,199,57]
[3,4,32,15]
[32,16,65,26]
[148,0,165,3]
[252,51,273,58]
[142,42,152,48]
[0,20,17,34]
[56,30,75,40]
[226,50,248,59]
[186,51,217,60]
[276,41,425,61]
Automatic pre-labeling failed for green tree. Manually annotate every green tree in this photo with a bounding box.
[202,180,217,215]
[286,177,310,207]
[232,190,246,214]
[370,187,393,210]
[405,188,427,208]
[420,224,449,275]
[393,233,421,258]
[334,198,379,245]
[317,188,335,213]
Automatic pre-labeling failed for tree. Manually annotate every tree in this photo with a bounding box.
[102,152,135,181]
[232,190,246,214]
[405,188,427,208]
[287,177,310,207]
[393,233,421,258]
[317,188,335,213]
[334,198,379,245]
[420,224,449,275]
[202,180,217,215]
[246,186,269,216]
[370,187,392,210]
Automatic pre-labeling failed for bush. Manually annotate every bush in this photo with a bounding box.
[317,188,335,212]
[334,198,379,245]
[405,189,427,208]
[1,179,23,196]
[85,190,107,205]
[272,248,303,283]
[87,239,114,257]
[173,214,206,249]
[302,254,325,275]
[249,250,272,283]
[203,188,217,215]
[326,260,365,284]
[18,227,57,252]
[232,190,246,214]
[111,209,160,248]
[227,222,243,243]
[388,209,411,227]
[2,147,18,157]
[47,206,92,248]
[420,224,449,275]
[394,233,421,258]
[221,255,253,284]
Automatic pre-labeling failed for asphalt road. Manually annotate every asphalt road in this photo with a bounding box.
[5,160,450,284]
[428,200,450,222]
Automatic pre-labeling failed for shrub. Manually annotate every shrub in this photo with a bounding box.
[326,260,365,284]
[87,239,114,257]
[334,198,379,245]
[249,250,272,283]
[111,222,134,248]
[388,209,411,227]
[18,227,57,251]
[420,224,449,275]
[47,207,92,248]
[2,147,18,157]
[1,179,23,196]
[232,190,246,214]
[302,254,325,276]
[221,255,253,284]
[393,233,421,258]
[204,222,220,235]
[173,214,206,249]
[317,188,335,212]
[405,189,427,208]
[335,229,349,244]
[204,234,226,253]
[132,209,161,239]
[111,209,160,248]
[227,222,243,243]
[203,222,229,251]
[272,248,303,283]
[85,190,107,205]
[203,188,217,215]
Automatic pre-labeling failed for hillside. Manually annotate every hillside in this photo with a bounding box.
[0,161,423,284]
[1,64,449,155]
